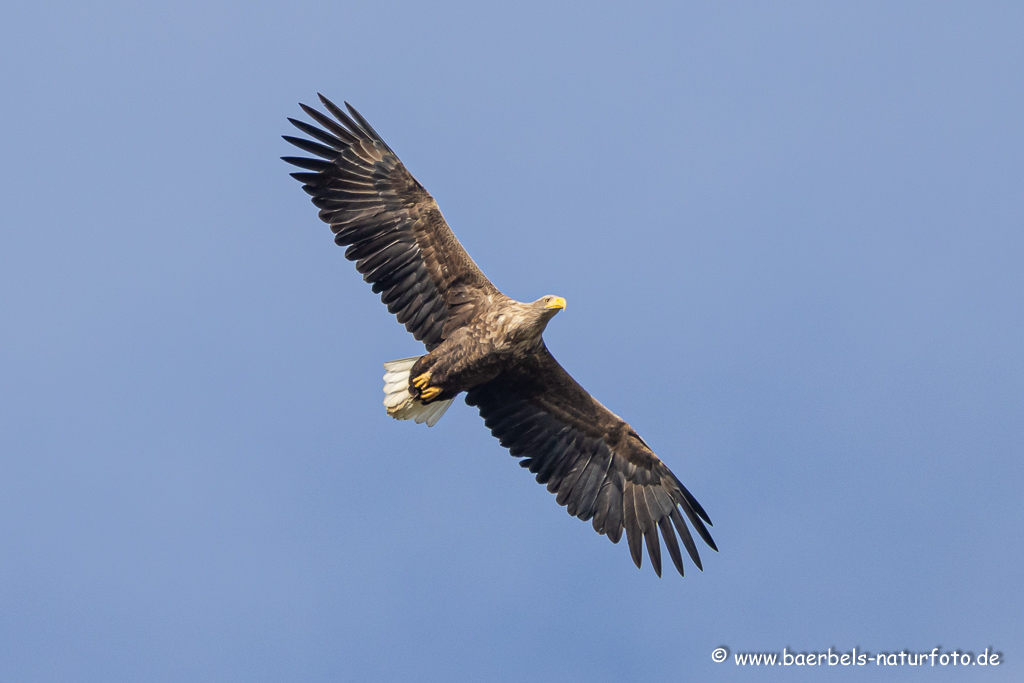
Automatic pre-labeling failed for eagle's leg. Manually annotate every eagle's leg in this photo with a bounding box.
[410,358,447,401]
[411,369,441,401]
[408,330,497,403]
[413,371,442,401]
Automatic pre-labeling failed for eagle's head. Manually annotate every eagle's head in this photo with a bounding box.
[507,295,566,343]
[540,295,566,313]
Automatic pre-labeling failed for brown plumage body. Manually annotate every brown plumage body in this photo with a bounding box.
[284,95,717,577]
[409,295,562,403]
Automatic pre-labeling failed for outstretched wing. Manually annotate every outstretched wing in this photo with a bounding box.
[465,346,716,577]
[284,95,499,350]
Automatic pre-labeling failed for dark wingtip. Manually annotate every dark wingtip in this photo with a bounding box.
[345,101,392,149]
[281,156,331,172]
[631,550,643,570]
[317,92,339,109]
[705,534,719,553]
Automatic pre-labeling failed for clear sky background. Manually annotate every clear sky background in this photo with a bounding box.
[2,2,1022,681]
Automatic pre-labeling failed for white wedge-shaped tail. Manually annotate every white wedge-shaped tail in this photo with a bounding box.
[382,357,453,427]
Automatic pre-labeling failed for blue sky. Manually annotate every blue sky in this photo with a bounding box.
[2,1,1022,681]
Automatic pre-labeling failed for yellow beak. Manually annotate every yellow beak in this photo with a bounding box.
[545,296,566,311]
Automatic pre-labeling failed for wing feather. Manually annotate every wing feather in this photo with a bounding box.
[622,483,643,569]
[658,515,685,577]
[465,346,715,577]
[284,95,499,349]
[638,485,662,578]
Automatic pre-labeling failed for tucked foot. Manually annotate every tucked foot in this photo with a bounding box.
[420,386,442,401]
[411,371,432,390]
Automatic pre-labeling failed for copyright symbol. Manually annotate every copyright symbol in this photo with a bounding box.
[712,647,728,663]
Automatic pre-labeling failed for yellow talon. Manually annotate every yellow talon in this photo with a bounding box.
[420,386,442,401]
[411,372,431,390]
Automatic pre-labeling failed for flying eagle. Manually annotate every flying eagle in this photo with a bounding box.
[283,95,717,577]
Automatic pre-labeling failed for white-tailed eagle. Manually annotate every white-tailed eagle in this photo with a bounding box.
[283,96,716,577]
